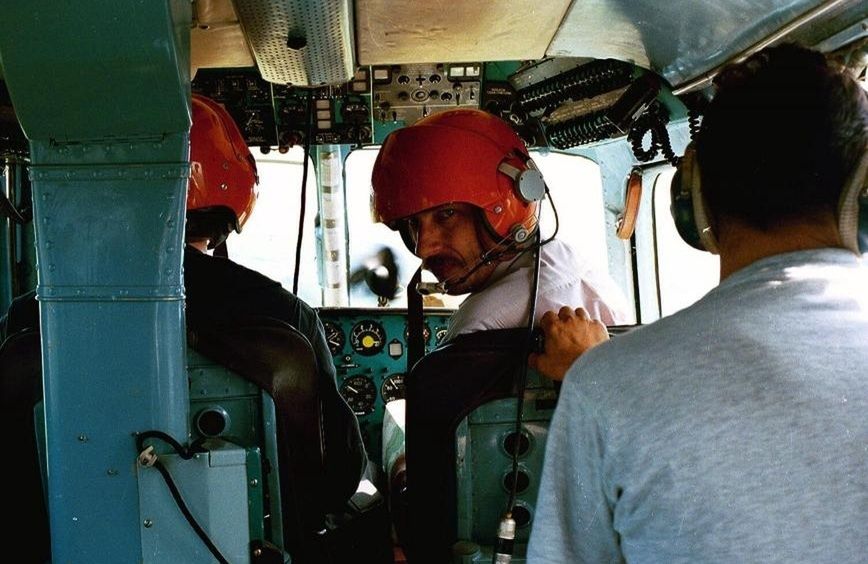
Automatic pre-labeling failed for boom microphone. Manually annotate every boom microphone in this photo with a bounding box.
[413,240,520,296]
[415,281,448,295]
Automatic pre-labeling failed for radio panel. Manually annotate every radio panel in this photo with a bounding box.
[369,63,481,141]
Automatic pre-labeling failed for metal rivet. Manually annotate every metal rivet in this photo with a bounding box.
[107,469,119,476]
[220,183,228,191]
[78,434,88,442]
[249,479,259,488]
[143,519,153,528]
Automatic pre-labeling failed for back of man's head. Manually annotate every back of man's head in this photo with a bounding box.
[697,43,868,230]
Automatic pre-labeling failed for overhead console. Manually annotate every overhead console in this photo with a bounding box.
[192,57,687,161]
[370,62,482,141]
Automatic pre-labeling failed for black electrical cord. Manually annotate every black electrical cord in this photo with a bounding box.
[627,103,679,167]
[134,432,228,564]
[292,89,314,295]
[494,188,559,562]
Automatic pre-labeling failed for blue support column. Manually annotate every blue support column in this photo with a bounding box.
[0,2,192,561]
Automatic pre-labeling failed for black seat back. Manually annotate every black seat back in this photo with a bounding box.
[404,325,637,562]
[404,328,538,562]
[188,316,328,560]
[0,329,50,562]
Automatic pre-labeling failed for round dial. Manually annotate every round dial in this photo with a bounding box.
[322,321,345,356]
[381,373,406,403]
[349,320,386,356]
[434,326,449,344]
[404,322,431,345]
[340,375,377,416]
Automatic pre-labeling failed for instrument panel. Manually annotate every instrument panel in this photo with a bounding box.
[318,308,452,463]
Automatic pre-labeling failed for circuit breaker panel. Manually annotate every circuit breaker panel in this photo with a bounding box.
[192,59,685,157]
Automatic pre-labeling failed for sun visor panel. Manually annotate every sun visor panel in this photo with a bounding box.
[355,0,572,65]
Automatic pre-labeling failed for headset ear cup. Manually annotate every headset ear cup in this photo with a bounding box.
[670,143,719,254]
[497,158,546,203]
[837,149,868,254]
[690,161,720,255]
[858,196,868,254]
[517,159,546,202]
[670,150,705,251]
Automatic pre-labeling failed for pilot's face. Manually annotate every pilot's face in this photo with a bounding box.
[406,202,498,295]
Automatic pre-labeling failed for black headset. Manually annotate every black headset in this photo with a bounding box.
[671,142,868,254]
[669,141,719,254]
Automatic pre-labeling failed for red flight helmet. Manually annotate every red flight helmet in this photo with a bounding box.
[187,94,258,245]
[371,109,545,253]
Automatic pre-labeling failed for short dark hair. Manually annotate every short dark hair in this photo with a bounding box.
[696,43,868,229]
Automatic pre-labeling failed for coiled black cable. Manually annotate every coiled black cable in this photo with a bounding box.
[516,59,633,115]
[688,107,703,140]
[627,103,679,167]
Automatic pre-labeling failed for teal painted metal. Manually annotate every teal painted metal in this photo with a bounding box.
[454,370,557,563]
[137,446,253,563]
[0,2,190,142]
[246,447,267,544]
[0,2,193,562]
[187,348,284,549]
[261,394,286,547]
[318,309,453,462]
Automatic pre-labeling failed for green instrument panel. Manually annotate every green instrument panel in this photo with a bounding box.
[318,307,452,465]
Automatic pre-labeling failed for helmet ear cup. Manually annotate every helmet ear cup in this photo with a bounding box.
[837,149,868,254]
[497,156,546,203]
[670,142,719,254]
[495,154,545,244]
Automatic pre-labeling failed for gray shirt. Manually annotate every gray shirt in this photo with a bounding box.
[528,248,868,563]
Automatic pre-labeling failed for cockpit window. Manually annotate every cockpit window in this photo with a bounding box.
[652,169,719,316]
[228,146,616,311]
[227,147,322,307]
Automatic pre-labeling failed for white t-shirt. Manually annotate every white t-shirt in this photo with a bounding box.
[444,239,630,342]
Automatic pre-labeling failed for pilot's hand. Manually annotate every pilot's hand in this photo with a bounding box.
[528,306,609,381]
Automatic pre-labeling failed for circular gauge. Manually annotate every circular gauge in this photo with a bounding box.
[434,326,449,344]
[340,375,377,415]
[381,373,406,403]
[322,321,345,356]
[404,322,431,344]
[349,320,386,356]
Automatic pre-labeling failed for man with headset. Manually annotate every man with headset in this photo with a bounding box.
[370,108,628,556]
[371,108,628,341]
[527,44,868,562]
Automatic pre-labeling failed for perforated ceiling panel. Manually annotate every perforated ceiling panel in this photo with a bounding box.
[234,0,354,86]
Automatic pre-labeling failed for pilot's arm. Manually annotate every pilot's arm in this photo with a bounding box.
[529,306,609,381]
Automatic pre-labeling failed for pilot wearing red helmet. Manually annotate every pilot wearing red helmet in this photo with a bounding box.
[371,108,628,341]
[184,94,398,563]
